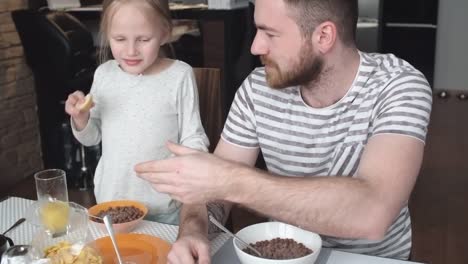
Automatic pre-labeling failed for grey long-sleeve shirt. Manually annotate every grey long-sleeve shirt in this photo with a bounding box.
[72,59,208,224]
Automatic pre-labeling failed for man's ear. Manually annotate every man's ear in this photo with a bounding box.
[313,21,337,54]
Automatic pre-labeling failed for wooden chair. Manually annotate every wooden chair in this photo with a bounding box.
[193,68,223,153]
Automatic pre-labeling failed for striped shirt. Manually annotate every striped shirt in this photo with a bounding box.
[221,52,432,259]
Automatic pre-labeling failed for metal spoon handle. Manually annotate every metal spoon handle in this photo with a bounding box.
[3,218,26,235]
[103,215,124,264]
[208,215,262,257]
[88,214,104,221]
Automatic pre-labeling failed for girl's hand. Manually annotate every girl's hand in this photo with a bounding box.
[65,90,94,130]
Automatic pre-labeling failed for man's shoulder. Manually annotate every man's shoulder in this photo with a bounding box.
[359,52,431,99]
[361,52,423,77]
[249,67,267,82]
[240,67,266,92]
[360,52,430,89]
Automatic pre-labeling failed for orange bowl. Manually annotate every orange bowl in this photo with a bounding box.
[88,200,148,233]
[91,233,171,264]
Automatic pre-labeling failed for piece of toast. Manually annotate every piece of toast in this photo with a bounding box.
[78,94,93,111]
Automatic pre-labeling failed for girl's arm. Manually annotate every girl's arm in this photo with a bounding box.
[177,68,209,152]
[71,66,104,146]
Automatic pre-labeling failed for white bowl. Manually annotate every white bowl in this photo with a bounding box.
[233,222,322,264]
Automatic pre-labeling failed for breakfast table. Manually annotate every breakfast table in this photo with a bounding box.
[1,196,424,263]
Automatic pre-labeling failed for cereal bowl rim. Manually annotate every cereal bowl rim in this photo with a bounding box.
[88,200,148,224]
[233,221,322,263]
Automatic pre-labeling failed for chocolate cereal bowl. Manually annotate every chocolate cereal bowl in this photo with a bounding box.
[88,200,148,233]
[233,222,322,264]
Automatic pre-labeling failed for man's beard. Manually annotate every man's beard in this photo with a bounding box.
[261,43,324,89]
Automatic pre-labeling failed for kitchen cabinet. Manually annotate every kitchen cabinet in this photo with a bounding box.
[381,0,439,85]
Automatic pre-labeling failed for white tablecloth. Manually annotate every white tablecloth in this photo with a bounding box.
[1,197,425,263]
[0,197,230,256]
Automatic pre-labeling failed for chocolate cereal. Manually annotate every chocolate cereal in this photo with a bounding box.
[243,238,313,259]
[94,206,144,223]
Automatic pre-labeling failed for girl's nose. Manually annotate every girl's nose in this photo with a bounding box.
[126,42,138,56]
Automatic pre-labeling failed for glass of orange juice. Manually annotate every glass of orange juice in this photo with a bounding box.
[34,169,70,235]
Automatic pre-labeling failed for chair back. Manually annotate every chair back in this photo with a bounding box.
[11,9,96,99]
[11,9,97,169]
[193,68,223,153]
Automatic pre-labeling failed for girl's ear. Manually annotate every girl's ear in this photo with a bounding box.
[160,28,171,46]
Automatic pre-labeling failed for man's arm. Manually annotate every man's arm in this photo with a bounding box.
[177,139,260,235]
[222,134,423,240]
[138,134,422,241]
[164,142,259,264]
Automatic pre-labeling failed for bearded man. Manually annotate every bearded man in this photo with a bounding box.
[135,0,432,263]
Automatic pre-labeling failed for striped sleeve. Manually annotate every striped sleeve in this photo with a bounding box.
[371,71,432,142]
[221,74,259,148]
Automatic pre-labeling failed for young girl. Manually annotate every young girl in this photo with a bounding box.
[65,0,208,224]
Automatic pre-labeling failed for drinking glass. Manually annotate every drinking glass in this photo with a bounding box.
[35,169,68,203]
[34,169,70,235]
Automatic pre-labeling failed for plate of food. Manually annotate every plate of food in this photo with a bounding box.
[91,233,171,264]
[42,241,103,263]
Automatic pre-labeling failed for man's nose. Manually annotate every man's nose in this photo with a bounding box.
[251,33,267,56]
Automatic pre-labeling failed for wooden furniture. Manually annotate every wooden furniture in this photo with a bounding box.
[193,68,223,153]
[409,91,468,264]
[172,7,256,118]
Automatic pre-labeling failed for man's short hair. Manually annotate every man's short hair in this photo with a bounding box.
[284,0,358,46]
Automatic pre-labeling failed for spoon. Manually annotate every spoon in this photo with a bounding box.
[2,218,26,235]
[103,215,124,264]
[88,214,104,222]
[208,215,262,257]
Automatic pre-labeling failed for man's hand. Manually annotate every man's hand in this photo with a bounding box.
[167,233,211,264]
[135,141,235,204]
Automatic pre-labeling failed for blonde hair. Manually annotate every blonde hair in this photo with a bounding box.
[98,0,172,64]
